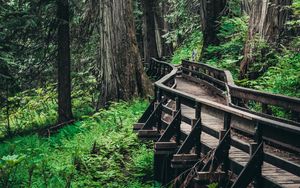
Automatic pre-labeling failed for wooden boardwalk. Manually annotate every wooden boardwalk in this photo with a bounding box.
[135,58,300,188]
[171,76,300,187]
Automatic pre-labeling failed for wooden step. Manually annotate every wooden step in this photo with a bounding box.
[171,154,200,168]
[138,130,161,141]
[133,123,144,131]
[154,142,178,154]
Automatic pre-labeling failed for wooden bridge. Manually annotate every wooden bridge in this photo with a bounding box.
[133,58,300,188]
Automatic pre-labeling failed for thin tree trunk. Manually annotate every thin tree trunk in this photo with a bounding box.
[141,0,159,65]
[96,0,152,109]
[57,0,73,123]
[155,1,173,57]
[240,0,292,78]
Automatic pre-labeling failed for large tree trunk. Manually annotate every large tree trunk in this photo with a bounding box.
[96,0,152,109]
[57,0,73,123]
[199,0,227,48]
[240,0,292,78]
[141,0,159,65]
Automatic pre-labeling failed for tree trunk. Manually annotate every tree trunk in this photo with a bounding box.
[199,0,227,48]
[57,0,73,123]
[141,0,159,65]
[154,1,173,58]
[240,0,292,78]
[96,0,152,109]
[241,0,252,15]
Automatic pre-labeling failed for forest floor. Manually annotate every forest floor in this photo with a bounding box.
[0,99,157,188]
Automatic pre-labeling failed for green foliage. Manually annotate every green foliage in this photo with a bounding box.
[0,0,57,89]
[171,31,203,64]
[208,183,218,188]
[0,100,153,187]
[228,0,243,16]
[240,52,300,98]
[0,84,95,139]
[164,0,201,46]
[204,16,248,78]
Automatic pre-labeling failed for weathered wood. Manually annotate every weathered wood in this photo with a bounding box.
[158,110,181,142]
[134,58,300,187]
[232,143,264,188]
[195,171,226,182]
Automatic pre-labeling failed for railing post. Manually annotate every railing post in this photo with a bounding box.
[163,64,167,76]
[261,103,272,115]
[223,112,231,130]
[156,87,161,103]
[222,112,231,175]
[157,62,161,77]
[195,102,202,157]
[175,97,181,145]
[253,122,263,188]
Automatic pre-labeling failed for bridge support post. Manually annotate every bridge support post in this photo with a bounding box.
[154,150,176,185]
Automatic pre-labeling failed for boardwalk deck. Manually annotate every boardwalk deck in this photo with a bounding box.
[170,76,300,188]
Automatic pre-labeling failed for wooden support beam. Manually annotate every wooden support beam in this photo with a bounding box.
[231,143,264,188]
[176,118,202,155]
[158,110,181,142]
[201,129,231,172]
[194,171,226,182]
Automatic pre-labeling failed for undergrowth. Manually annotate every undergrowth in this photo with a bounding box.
[0,99,154,187]
[204,16,249,79]
[0,84,94,139]
[171,31,202,65]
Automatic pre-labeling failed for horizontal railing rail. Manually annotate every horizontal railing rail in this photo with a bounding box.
[181,60,300,124]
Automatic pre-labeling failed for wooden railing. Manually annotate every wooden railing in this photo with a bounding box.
[136,58,300,187]
[181,59,300,124]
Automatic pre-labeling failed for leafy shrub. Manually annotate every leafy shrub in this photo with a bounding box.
[171,31,203,64]
[0,100,154,187]
[240,51,300,98]
[0,82,96,139]
[204,16,248,79]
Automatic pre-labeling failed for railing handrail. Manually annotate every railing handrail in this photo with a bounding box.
[181,59,300,123]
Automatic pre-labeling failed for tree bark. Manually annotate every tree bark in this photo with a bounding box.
[240,0,292,78]
[199,0,227,48]
[154,1,173,58]
[141,0,159,65]
[241,0,252,15]
[96,0,152,109]
[57,0,73,123]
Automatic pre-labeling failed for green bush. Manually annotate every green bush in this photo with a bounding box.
[171,31,203,64]
[0,99,154,187]
[204,16,248,79]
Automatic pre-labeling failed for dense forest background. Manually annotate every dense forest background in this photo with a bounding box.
[0,0,299,187]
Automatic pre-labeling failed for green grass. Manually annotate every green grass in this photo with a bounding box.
[0,99,155,188]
